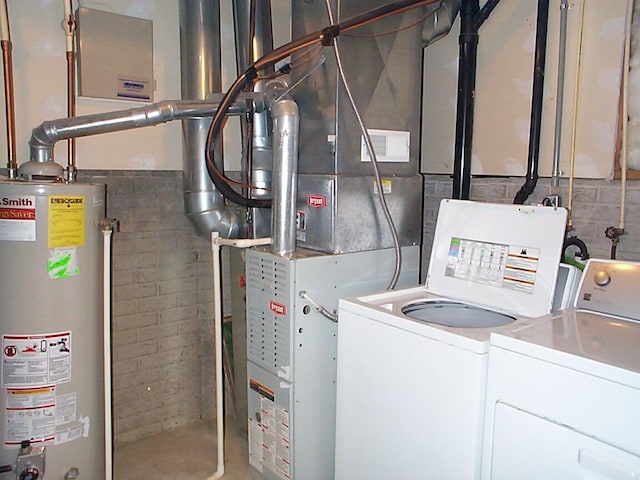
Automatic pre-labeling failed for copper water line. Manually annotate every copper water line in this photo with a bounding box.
[1,39,16,178]
[0,0,17,178]
[66,50,76,181]
[63,1,77,182]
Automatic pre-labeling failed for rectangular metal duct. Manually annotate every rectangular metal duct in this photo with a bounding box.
[291,0,426,254]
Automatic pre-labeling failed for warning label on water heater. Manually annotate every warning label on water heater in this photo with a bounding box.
[4,385,56,445]
[0,195,36,242]
[2,332,72,388]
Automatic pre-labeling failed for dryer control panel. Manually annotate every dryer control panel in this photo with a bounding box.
[575,259,640,321]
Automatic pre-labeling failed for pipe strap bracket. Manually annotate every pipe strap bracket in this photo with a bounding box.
[459,32,479,45]
[320,25,340,46]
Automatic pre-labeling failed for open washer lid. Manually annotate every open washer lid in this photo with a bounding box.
[425,200,568,318]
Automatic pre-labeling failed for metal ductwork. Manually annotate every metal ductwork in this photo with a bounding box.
[232,0,275,238]
[25,98,249,180]
[422,0,461,46]
[270,97,299,257]
[179,0,244,238]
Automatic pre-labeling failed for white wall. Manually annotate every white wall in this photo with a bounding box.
[421,0,630,179]
[2,0,180,170]
[0,0,291,171]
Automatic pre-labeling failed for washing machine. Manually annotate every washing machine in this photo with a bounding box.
[334,199,569,480]
[481,258,640,479]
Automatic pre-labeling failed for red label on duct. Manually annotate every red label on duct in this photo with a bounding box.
[307,195,326,208]
[269,301,287,316]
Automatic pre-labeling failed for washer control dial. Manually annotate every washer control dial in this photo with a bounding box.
[593,270,611,287]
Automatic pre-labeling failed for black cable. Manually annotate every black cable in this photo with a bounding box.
[205,67,271,209]
[563,236,589,261]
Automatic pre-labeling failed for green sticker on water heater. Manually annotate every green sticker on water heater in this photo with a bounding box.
[48,248,79,279]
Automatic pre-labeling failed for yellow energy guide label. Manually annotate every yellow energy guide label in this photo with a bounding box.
[48,196,85,248]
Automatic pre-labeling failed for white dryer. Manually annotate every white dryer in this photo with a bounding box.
[334,199,569,480]
[481,258,640,479]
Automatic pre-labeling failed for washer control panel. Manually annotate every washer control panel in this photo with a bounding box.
[575,259,640,321]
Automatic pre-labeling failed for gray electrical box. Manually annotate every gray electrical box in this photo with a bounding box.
[76,7,154,102]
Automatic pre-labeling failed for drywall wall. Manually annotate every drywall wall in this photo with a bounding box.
[422,0,630,178]
[0,0,290,171]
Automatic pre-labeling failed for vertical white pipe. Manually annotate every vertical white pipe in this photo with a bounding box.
[102,227,114,480]
[0,0,9,41]
[567,0,587,229]
[63,0,73,52]
[619,0,633,231]
[205,235,270,480]
[208,232,225,480]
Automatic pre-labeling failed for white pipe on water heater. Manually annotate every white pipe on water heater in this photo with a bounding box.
[619,0,633,232]
[209,231,226,480]
[102,224,115,480]
[62,0,73,52]
[0,0,9,40]
[209,233,271,479]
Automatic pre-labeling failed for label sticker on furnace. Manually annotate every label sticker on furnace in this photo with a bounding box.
[0,195,36,242]
[2,332,72,388]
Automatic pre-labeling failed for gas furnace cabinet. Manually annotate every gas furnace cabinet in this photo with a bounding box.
[245,246,419,480]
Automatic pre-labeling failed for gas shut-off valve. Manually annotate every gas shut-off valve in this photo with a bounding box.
[16,441,46,480]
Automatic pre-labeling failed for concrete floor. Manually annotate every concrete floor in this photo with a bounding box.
[114,416,262,480]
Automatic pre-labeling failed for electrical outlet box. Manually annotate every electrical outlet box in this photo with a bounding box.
[76,7,154,102]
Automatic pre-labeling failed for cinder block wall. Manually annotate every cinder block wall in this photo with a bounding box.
[78,170,217,445]
[76,170,640,445]
[422,175,640,278]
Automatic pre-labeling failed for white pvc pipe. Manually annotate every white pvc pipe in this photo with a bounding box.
[567,0,586,229]
[213,237,272,248]
[62,0,74,52]
[102,226,114,480]
[207,234,270,479]
[0,0,9,41]
[208,231,226,480]
[619,0,633,231]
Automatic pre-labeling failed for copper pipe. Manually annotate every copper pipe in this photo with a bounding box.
[206,0,442,208]
[63,3,77,182]
[2,39,16,178]
[66,50,76,181]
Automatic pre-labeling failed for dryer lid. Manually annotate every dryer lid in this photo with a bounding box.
[425,200,568,318]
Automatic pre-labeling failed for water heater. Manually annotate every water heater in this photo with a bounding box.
[0,179,106,479]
